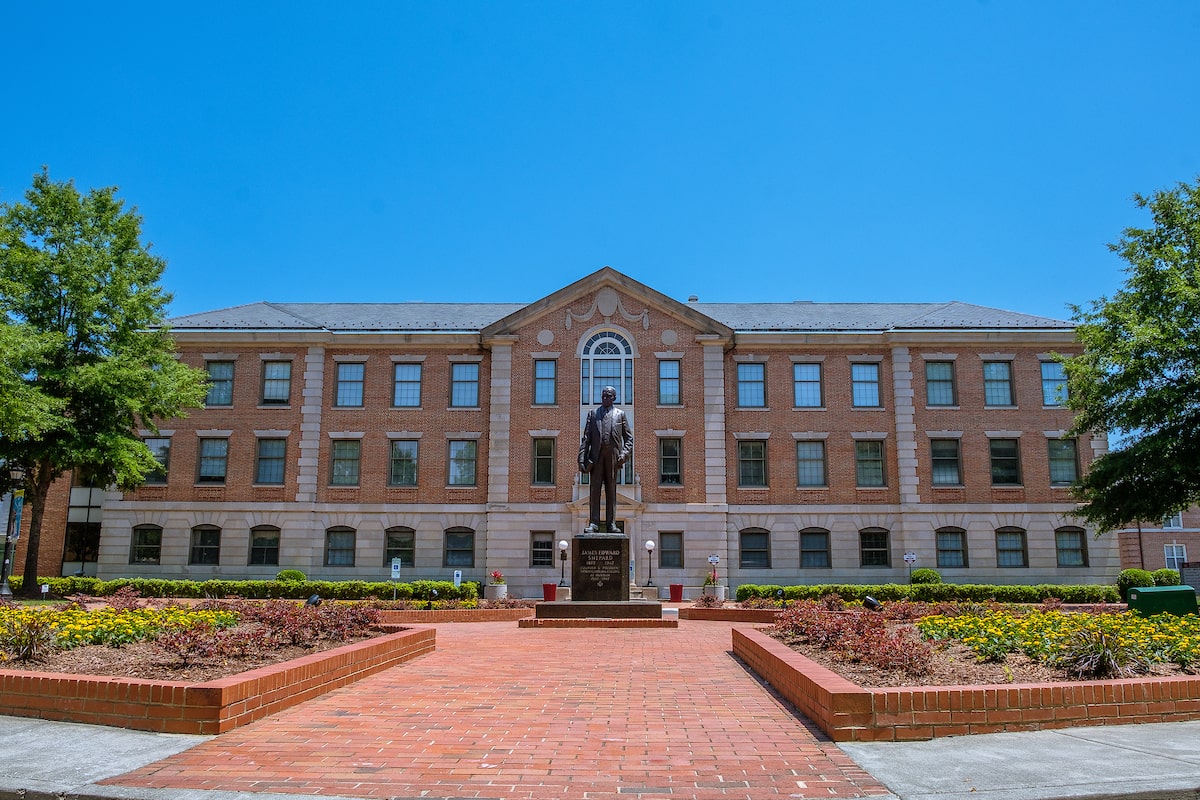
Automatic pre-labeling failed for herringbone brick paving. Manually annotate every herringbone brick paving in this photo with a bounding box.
[104,619,890,799]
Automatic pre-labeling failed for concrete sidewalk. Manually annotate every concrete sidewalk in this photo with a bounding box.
[0,620,1197,800]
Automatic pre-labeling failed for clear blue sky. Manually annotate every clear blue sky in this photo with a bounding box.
[3,2,1197,321]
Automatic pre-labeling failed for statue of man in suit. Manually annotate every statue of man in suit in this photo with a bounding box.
[578,385,634,532]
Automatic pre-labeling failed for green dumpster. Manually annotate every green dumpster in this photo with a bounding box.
[1126,585,1198,616]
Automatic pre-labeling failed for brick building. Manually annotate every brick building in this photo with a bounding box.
[7,268,1130,595]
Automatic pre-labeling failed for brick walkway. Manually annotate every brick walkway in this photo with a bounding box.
[104,620,890,800]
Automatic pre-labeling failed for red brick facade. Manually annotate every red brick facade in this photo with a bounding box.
[12,269,1128,595]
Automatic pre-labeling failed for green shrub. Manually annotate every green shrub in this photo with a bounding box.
[1152,568,1182,587]
[1117,568,1156,600]
[276,569,307,582]
[909,568,942,584]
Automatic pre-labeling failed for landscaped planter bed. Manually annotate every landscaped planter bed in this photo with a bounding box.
[0,626,435,734]
[733,626,1200,742]
[679,607,780,622]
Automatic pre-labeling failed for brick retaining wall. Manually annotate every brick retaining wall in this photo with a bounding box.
[377,608,533,623]
[0,627,435,734]
[733,627,1200,741]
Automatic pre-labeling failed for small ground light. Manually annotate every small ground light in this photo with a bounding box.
[863,595,882,611]
[305,594,322,607]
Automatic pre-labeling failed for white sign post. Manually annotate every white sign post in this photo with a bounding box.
[903,551,917,583]
[390,558,401,600]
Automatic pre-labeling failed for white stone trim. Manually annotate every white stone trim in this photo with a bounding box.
[386,431,424,439]
[253,430,292,437]
[791,431,829,440]
[390,354,427,363]
[327,431,364,439]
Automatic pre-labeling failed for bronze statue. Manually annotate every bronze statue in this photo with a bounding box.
[578,386,634,533]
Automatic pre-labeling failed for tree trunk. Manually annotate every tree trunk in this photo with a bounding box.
[18,460,58,598]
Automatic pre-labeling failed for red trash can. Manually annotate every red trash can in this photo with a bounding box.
[669,583,684,602]
[542,583,557,601]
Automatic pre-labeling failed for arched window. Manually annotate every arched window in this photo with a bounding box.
[935,527,967,568]
[386,526,416,567]
[859,528,890,567]
[580,331,634,406]
[325,526,356,566]
[190,525,221,565]
[444,526,475,568]
[250,525,281,566]
[995,526,1027,568]
[799,527,830,569]
[130,524,163,565]
[1055,526,1088,567]
[739,527,771,569]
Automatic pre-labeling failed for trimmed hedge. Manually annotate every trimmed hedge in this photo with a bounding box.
[5,576,480,602]
[735,582,1120,604]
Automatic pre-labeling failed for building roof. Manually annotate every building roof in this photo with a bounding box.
[169,298,1071,334]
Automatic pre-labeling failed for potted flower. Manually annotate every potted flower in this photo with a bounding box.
[702,564,726,601]
[484,569,508,601]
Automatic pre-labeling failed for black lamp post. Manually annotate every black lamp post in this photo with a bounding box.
[558,539,569,586]
[1,465,27,600]
[644,539,656,587]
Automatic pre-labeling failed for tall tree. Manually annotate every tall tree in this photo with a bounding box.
[1065,177,1200,532]
[0,168,208,594]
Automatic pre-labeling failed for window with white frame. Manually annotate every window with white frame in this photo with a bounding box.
[580,331,633,405]
[1163,512,1184,529]
[1165,543,1187,570]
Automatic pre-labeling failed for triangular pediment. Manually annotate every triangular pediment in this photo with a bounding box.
[480,266,733,340]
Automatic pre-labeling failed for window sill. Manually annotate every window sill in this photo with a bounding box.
[925,405,960,410]
[448,406,482,411]
[736,486,770,491]
[984,405,1019,410]
[792,406,826,412]
[327,485,361,489]
[446,485,479,489]
[251,483,287,488]
[257,404,292,410]
[391,406,423,411]
[656,403,684,409]
[735,406,770,411]
[851,406,886,411]
[855,486,889,490]
[796,485,828,490]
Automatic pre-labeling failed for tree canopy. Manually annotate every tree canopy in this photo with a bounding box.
[0,168,208,594]
[1065,177,1200,531]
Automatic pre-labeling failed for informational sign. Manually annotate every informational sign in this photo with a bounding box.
[708,554,720,565]
[391,558,402,580]
[453,569,462,587]
[903,552,918,565]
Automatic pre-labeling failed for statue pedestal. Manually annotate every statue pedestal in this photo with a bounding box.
[571,533,629,602]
